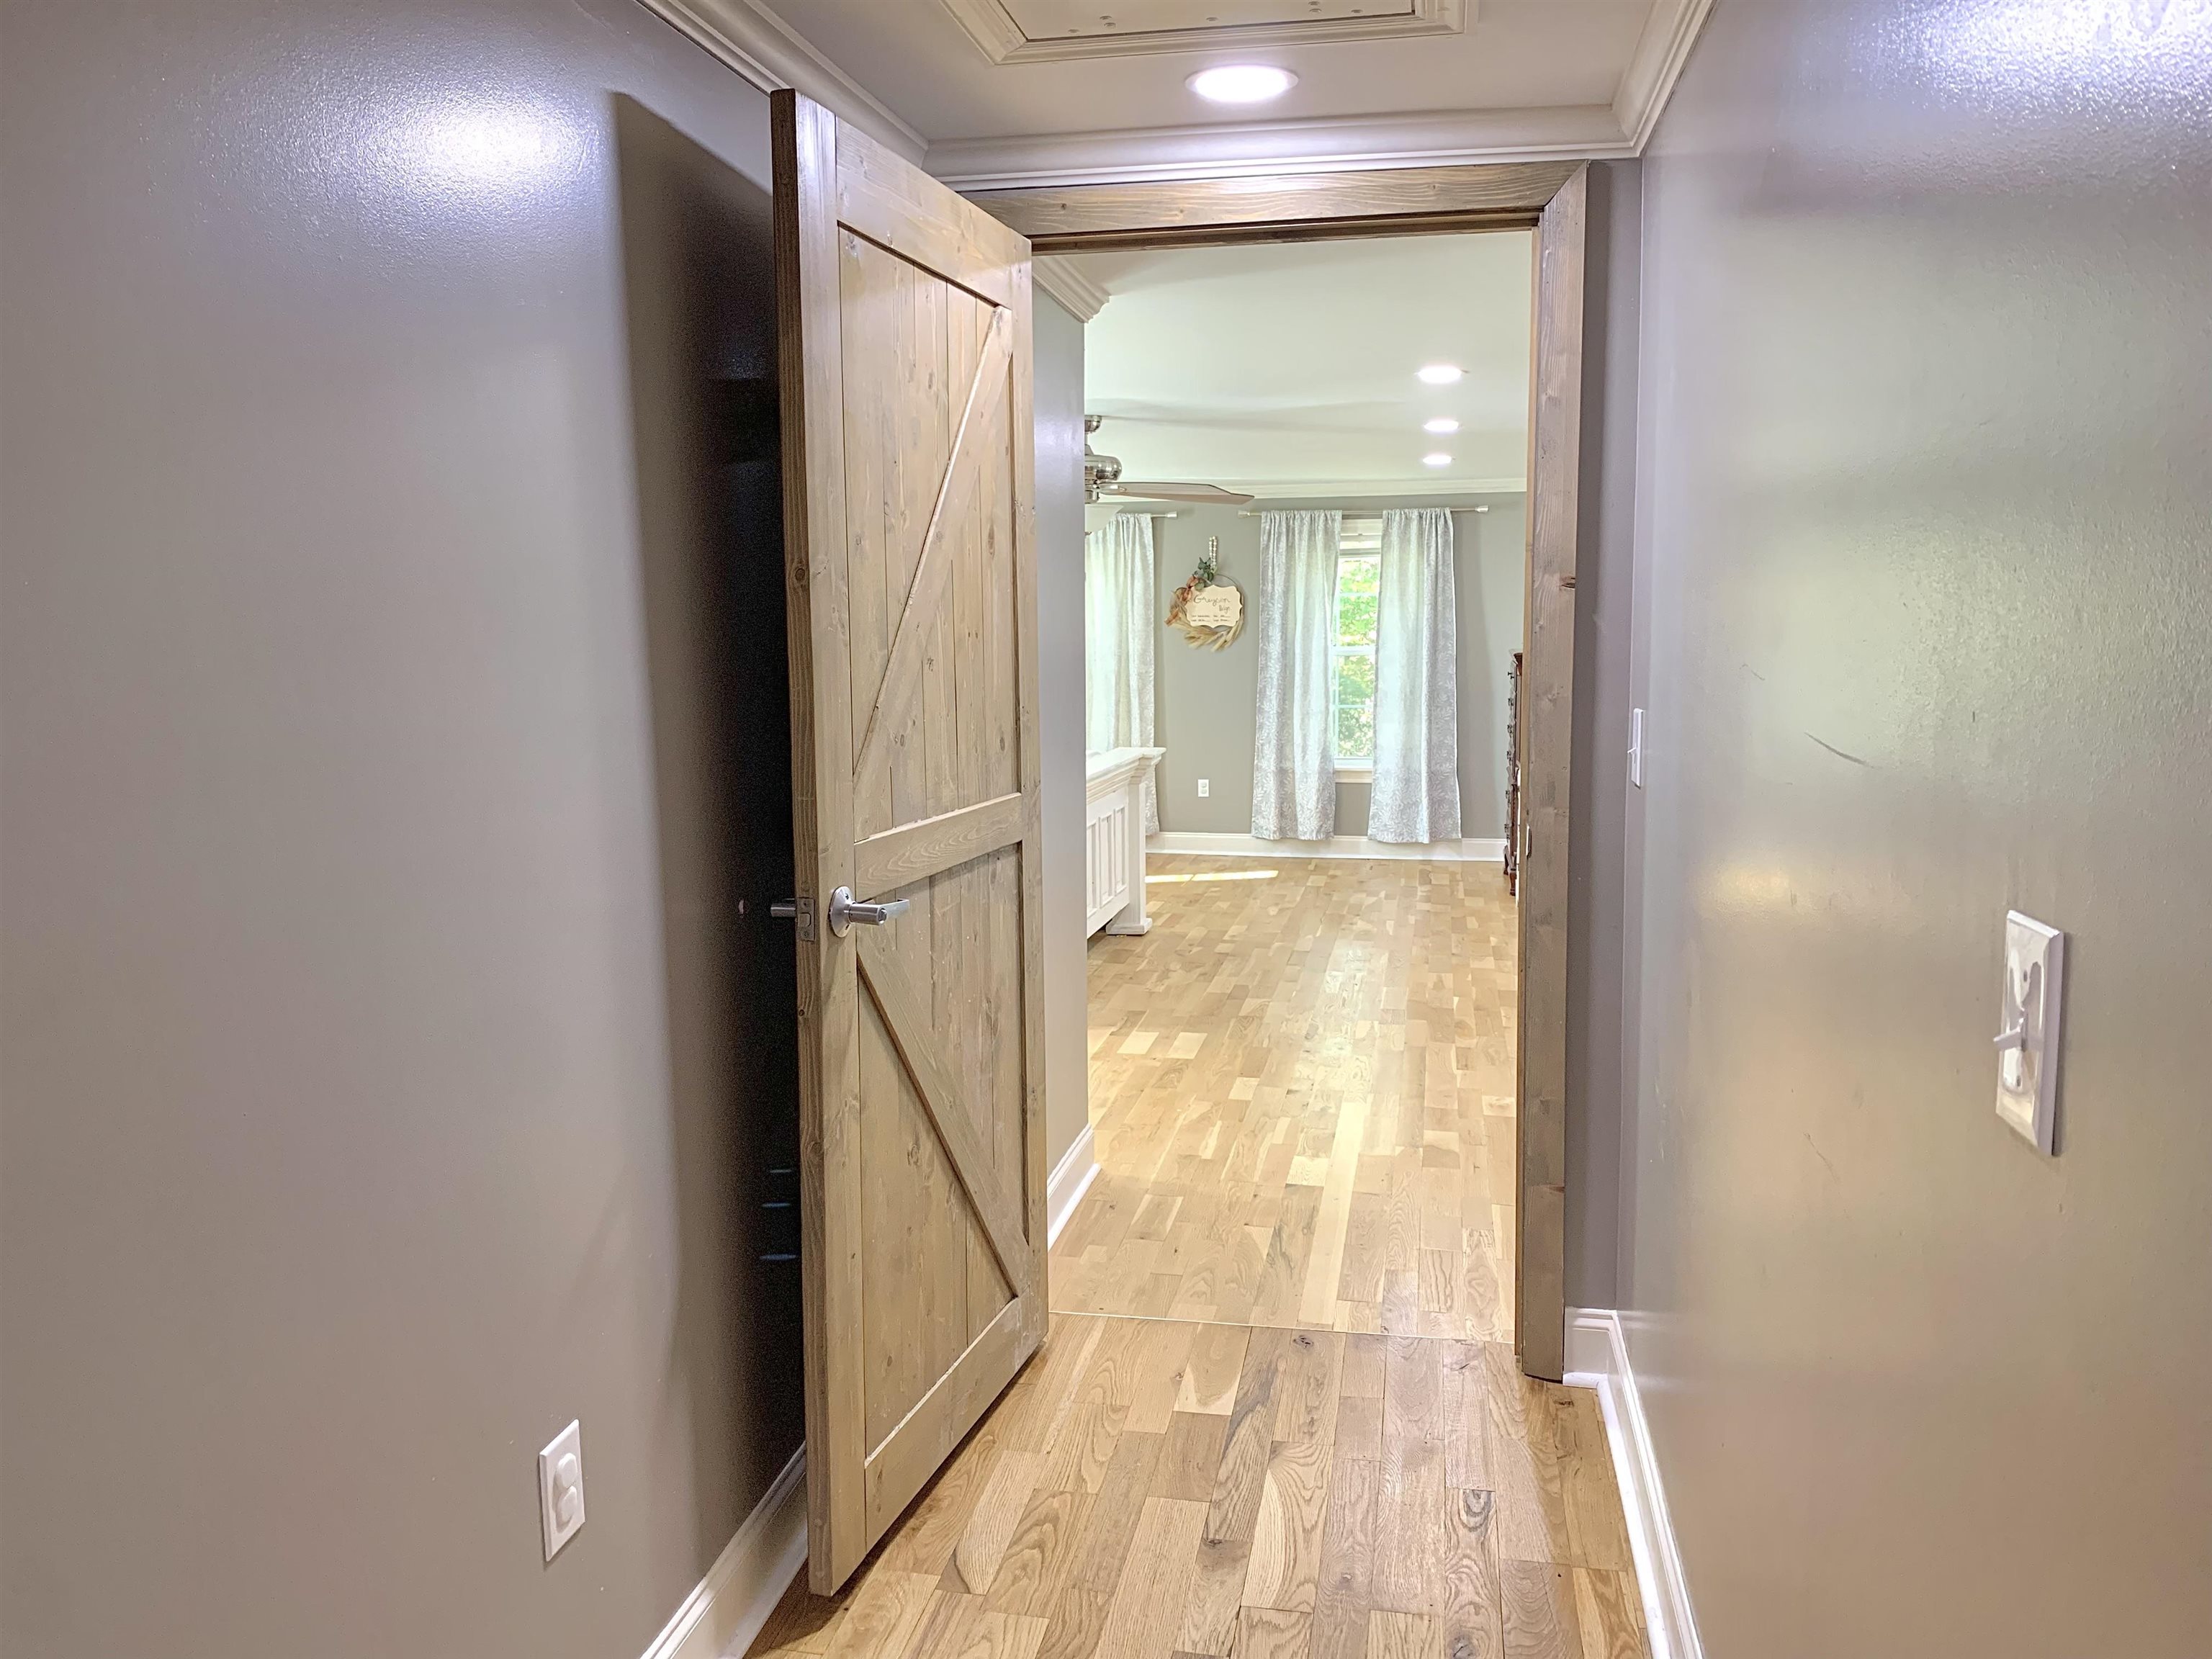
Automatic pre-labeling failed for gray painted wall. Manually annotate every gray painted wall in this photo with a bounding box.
[0,14,1095,1653]
[1035,297,1091,1169]
[0,6,808,1654]
[1621,3,2212,1653]
[1144,499,1524,838]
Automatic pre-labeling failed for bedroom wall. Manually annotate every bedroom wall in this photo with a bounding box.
[1141,497,1524,841]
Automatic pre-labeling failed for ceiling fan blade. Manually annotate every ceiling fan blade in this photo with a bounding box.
[1105,481,1256,505]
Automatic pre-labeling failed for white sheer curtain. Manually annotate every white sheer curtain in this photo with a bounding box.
[1251,510,1340,841]
[1368,508,1462,843]
[1084,513,1156,832]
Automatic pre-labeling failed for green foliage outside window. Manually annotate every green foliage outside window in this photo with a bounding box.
[1333,552,1380,761]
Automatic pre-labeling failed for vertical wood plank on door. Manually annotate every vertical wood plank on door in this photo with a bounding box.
[946,289,988,1342]
[1009,257,1048,1344]
[930,287,984,1346]
[775,89,867,1591]
[843,228,890,833]
[1515,166,1585,1384]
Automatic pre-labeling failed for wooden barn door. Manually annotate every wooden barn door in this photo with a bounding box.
[1514,168,1585,1383]
[770,91,1046,1593]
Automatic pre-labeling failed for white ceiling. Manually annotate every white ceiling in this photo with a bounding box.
[951,0,1475,63]
[698,0,1710,186]
[1073,232,1532,499]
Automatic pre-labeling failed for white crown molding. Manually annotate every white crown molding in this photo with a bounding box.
[918,0,1714,189]
[928,103,1628,191]
[1563,1310,1706,1659]
[681,1,1710,189]
[634,0,928,160]
[938,0,1467,64]
[1614,0,1714,149]
[1221,477,1526,500]
[1151,831,1506,863]
[1034,256,1111,323]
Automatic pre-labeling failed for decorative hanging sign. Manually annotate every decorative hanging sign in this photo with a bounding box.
[1166,536,1244,651]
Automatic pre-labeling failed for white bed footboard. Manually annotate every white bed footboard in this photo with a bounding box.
[1084,747,1164,938]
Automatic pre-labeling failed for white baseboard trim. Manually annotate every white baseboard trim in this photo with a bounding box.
[1149,831,1505,863]
[1046,1122,1100,1246]
[639,1444,809,1659]
[637,1128,1097,1659]
[638,1125,1096,1659]
[1563,1309,1704,1659]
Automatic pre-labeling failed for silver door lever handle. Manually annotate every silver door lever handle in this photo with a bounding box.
[827,886,909,936]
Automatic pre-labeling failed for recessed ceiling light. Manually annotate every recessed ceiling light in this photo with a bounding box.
[1416,364,1463,385]
[1423,453,1452,468]
[1187,65,1298,104]
[1423,417,1460,434]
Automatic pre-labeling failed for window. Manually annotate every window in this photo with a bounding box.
[1331,547,1380,765]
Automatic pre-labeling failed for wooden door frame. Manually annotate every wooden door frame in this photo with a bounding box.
[965,161,1586,1382]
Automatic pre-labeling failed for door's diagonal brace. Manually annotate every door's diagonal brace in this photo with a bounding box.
[855,930,1032,1299]
[850,306,1012,790]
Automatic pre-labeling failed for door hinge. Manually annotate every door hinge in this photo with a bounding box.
[769,895,816,942]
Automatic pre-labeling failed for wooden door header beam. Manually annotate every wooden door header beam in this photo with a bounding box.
[963,160,1579,253]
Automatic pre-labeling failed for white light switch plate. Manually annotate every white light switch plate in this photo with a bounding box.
[1995,912,2064,1154]
[539,1420,585,1560]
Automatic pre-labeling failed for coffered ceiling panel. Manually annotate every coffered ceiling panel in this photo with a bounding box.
[948,0,1465,63]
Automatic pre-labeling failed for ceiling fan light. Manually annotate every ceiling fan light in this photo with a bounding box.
[1416,363,1463,385]
[1187,65,1298,104]
[1423,417,1460,434]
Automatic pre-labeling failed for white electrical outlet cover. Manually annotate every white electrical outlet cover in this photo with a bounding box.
[539,1420,585,1560]
[1197,778,1210,797]
[1995,912,2064,1154]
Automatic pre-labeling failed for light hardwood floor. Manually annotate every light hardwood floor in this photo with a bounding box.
[749,1312,1644,1659]
[1060,858,1518,1337]
[748,858,1647,1659]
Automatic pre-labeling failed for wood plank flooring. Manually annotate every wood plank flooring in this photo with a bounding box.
[1060,858,1517,1338]
[747,1314,1645,1659]
[747,857,1646,1659]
